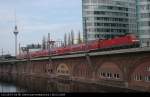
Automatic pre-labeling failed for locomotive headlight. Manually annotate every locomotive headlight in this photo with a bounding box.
[132,40,140,42]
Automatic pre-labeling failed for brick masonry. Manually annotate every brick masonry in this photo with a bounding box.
[0,51,150,92]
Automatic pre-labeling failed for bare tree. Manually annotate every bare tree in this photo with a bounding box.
[68,33,71,45]
[77,31,82,44]
[47,33,50,50]
[71,30,74,45]
[42,36,46,50]
[64,33,67,46]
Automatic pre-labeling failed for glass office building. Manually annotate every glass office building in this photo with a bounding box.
[137,0,150,47]
[82,0,137,41]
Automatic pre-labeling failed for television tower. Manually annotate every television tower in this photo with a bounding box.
[13,11,19,56]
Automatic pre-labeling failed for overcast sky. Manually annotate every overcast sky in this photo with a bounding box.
[0,0,82,55]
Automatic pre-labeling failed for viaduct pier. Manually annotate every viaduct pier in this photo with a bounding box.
[0,47,150,92]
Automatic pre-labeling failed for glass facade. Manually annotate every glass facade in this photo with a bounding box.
[137,0,150,47]
[82,0,137,41]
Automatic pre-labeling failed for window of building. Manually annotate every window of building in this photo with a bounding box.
[107,72,110,78]
[103,72,106,77]
[134,75,142,81]
[58,70,60,73]
[110,73,112,78]
[145,76,150,82]
[82,0,90,3]
[100,72,115,79]
[100,72,103,77]
[116,74,120,79]
[145,66,150,71]
[114,74,120,79]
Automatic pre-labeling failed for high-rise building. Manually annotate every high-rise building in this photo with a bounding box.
[137,0,150,47]
[82,0,137,41]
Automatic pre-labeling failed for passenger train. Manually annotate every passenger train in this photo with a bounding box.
[17,34,140,59]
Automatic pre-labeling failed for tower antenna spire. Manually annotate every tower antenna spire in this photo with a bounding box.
[15,10,16,25]
[14,10,18,30]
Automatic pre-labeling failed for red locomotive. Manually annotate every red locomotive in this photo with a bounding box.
[17,34,139,59]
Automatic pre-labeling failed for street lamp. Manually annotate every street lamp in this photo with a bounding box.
[13,25,19,56]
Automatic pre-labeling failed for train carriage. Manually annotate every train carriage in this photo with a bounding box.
[71,43,85,53]
[17,34,140,59]
[87,40,100,51]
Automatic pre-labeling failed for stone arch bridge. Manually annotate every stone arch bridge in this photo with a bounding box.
[0,47,150,92]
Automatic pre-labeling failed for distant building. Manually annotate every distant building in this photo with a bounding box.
[82,0,137,41]
[137,0,150,47]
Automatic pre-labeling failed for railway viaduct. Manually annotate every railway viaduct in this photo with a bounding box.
[0,47,150,92]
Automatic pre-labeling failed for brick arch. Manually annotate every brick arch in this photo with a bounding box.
[129,61,150,89]
[131,62,150,76]
[56,63,71,76]
[95,61,122,73]
[129,56,150,76]
[73,64,93,79]
[94,57,123,72]
[96,62,124,81]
